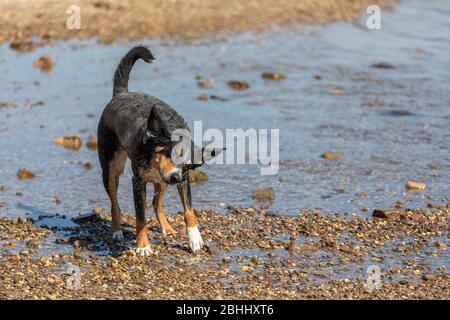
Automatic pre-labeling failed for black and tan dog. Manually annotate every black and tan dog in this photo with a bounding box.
[97,46,221,256]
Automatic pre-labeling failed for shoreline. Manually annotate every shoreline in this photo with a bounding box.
[1,207,448,299]
[0,0,394,45]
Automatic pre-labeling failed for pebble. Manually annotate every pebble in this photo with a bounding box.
[197,77,214,88]
[321,151,343,160]
[83,162,93,170]
[17,168,36,180]
[372,209,401,219]
[405,181,426,191]
[53,135,82,151]
[33,54,53,72]
[86,135,98,150]
[422,274,435,281]
[197,94,209,101]
[10,38,35,52]
[261,71,286,80]
[72,212,101,224]
[188,170,208,184]
[330,86,344,95]
[252,187,275,201]
[206,244,220,255]
[228,80,250,91]
[371,61,396,69]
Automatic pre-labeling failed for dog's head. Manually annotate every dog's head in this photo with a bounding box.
[143,107,223,185]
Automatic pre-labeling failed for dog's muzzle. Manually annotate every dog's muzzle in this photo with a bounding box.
[165,168,182,184]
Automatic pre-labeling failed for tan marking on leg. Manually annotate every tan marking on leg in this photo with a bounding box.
[177,183,197,228]
[136,218,150,248]
[153,183,176,236]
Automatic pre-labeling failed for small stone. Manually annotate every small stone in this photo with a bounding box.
[53,135,82,151]
[86,135,98,150]
[372,209,401,219]
[261,71,285,80]
[321,151,343,160]
[10,254,21,262]
[210,95,229,102]
[395,200,406,208]
[330,86,344,95]
[10,39,35,52]
[197,94,209,101]
[206,244,220,255]
[188,170,208,184]
[434,242,446,249]
[26,240,39,248]
[241,266,251,272]
[252,187,275,201]
[228,80,250,91]
[197,77,214,88]
[54,196,62,204]
[405,181,426,191]
[371,61,396,69]
[33,54,53,72]
[72,212,101,224]
[39,256,51,267]
[17,168,36,180]
[83,162,93,170]
[422,274,435,281]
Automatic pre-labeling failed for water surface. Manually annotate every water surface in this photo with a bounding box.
[0,0,449,219]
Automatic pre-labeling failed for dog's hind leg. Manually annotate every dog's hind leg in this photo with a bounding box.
[131,168,153,256]
[153,183,176,236]
[177,183,204,253]
[98,125,126,242]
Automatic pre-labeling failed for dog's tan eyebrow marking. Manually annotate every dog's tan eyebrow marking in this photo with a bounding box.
[155,146,165,152]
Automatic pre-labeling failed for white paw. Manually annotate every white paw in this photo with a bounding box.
[112,230,124,242]
[136,245,153,257]
[187,226,204,253]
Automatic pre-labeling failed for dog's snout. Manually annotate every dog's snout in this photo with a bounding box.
[168,171,182,184]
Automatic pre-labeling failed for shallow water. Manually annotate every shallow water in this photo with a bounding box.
[0,0,449,219]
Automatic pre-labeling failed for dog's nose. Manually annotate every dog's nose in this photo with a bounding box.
[169,172,182,184]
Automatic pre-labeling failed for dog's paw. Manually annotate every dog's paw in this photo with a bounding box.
[112,230,124,242]
[136,245,153,257]
[162,225,177,237]
[187,226,204,253]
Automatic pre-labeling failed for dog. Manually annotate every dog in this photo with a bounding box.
[97,46,222,256]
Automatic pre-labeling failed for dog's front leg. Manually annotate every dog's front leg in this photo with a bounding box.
[153,183,176,236]
[177,183,204,253]
[132,175,153,256]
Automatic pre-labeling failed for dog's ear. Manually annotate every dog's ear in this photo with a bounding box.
[143,107,163,143]
[202,147,226,161]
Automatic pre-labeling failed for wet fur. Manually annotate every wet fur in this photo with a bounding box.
[97,46,202,254]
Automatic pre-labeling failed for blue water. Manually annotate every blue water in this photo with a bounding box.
[0,0,449,219]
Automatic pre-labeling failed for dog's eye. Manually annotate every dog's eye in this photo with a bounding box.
[155,146,165,153]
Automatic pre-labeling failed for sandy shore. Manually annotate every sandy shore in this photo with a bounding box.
[1,207,448,299]
[0,0,393,44]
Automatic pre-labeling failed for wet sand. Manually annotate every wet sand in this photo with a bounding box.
[0,207,448,299]
[0,0,393,43]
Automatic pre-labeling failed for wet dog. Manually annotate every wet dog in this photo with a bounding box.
[97,46,222,256]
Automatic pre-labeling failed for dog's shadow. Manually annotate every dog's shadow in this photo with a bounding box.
[17,204,191,257]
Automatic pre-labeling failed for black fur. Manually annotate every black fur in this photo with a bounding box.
[98,46,189,229]
[113,46,155,97]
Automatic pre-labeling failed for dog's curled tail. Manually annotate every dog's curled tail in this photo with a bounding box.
[113,46,155,97]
